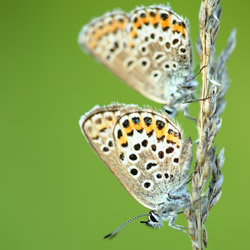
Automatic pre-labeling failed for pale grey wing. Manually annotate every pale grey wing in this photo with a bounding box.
[126,6,196,105]
[112,106,192,210]
[78,6,196,106]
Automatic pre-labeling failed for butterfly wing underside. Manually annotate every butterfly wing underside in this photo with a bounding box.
[78,6,196,106]
[80,105,193,210]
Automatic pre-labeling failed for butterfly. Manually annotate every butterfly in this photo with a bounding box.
[78,5,197,116]
[79,104,193,237]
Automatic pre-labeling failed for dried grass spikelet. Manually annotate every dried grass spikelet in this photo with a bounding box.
[185,0,236,249]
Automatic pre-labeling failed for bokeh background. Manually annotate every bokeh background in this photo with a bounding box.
[1,0,249,249]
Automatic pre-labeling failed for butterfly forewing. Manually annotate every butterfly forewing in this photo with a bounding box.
[79,104,125,172]
[79,6,196,107]
[80,104,191,210]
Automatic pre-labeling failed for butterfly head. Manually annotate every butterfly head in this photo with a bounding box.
[140,211,163,229]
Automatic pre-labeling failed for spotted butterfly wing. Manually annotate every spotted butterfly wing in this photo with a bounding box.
[80,104,193,210]
[78,6,197,110]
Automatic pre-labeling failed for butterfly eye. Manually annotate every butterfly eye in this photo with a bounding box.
[150,213,158,223]
[141,212,163,229]
[149,211,161,224]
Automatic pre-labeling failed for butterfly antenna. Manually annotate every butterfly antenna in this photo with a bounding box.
[103,213,150,239]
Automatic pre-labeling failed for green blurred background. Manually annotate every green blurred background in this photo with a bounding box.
[1,0,248,249]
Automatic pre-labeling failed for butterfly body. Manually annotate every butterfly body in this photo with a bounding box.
[80,104,193,230]
[79,5,197,114]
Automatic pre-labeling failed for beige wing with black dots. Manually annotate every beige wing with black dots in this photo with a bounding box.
[78,6,196,107]
[80,104,193,210]
[79,104,128,176]
[112,106,193,210]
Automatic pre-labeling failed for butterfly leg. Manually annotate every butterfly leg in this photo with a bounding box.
[179,79,197,90]
[183,95,212,104]
[167,192,190,206]
[168,216,188,233]
[181,65,207,86]
[167,193,183,201]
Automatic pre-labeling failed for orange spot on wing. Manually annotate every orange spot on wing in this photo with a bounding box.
[90,18,127,43]
[106,120,114,127]
[118,135,127,145]
[118,21,126,30]
[130,29,138,38]
[133,120,142,131]
[150,13,160,25]
[109,21,117,33]
[144,123,153,134]
[124,125,133,134]
[142,14,149,24]
[155,125,166,139]
[167,133,174,142]
[134,21,142,28]
[143,116,155,134]
[101,26,109,36]
[129,41,134,47]
[93,30,101,40]
[161,16,171,28]
[167,133,178,143]
[172,24,186,36]
[132,15,142,29]
[98,124,106,131]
